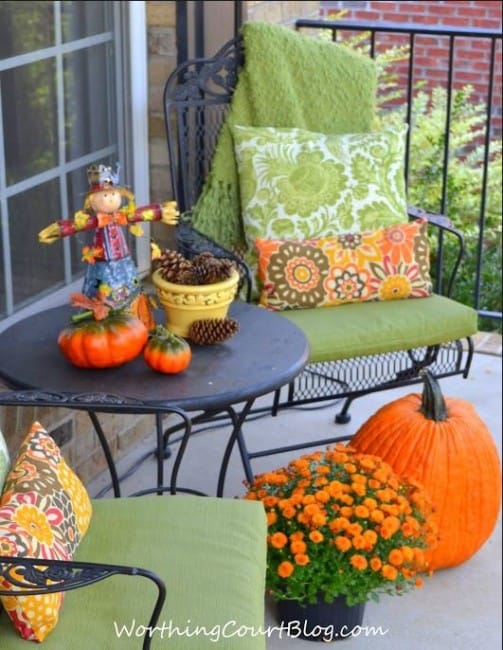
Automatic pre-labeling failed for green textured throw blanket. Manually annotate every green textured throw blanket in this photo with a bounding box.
[191,21,378,253]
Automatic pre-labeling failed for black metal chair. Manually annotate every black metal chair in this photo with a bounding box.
[0,557,165,650]
[0,390,268,649]
[162,33,477,456]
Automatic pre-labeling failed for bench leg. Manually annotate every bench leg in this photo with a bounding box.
[335,398,352,424]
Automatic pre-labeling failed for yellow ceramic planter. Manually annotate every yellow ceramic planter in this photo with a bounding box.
[151,269,240,337]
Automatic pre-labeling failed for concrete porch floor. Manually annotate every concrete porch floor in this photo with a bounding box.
[89,348,502,650]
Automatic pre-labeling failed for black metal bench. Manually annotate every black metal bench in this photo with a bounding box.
[162,33,477,445]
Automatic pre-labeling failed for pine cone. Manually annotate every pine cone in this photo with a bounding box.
[176,268,199,285]
[154,250,237,285]
[155,250,193,283]
[154,249,185,270]
[191,252,215,265]
[188,318,240,345]
[192,253,237,284]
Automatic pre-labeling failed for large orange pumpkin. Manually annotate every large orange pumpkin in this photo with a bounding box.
[351,371,501,570]
[58,313,148,368]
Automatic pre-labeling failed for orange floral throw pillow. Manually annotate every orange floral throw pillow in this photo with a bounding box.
[0,422,92,642]
[255,219,432,311]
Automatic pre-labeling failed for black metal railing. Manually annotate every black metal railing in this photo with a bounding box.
[296,19,502,328]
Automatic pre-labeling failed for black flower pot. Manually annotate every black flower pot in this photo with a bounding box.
[276,595,366,642]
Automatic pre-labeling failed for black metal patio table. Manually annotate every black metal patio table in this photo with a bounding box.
[0,301,309,498]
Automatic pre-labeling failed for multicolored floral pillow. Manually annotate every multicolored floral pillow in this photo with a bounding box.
[233,124,409,271]
[254,219,432,311]
[0,422,92,642]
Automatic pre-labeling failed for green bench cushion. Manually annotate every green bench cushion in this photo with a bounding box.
[280,294,478,363]
[0,496,267,649]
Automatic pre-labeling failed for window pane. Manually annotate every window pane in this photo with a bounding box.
[0,1,54,59]
[64,43,116,161]
[2,60,58,186]
[0,2,126,321]
[61,1,112,42]
[9,180,65,308]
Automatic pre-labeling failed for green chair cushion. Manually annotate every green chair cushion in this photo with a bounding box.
[280,294,478,363]
[0,496,267,649]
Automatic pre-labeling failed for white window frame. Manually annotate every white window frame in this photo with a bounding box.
[127,0,150,276]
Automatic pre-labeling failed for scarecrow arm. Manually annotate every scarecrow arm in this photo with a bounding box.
[128,201,179,226]
[38,212,98,244]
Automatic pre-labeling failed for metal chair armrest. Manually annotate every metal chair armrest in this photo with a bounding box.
[408,205,456,230]
[408,205,466,297]
[0,555,166,650]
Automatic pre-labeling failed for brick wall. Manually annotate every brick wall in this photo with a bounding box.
[323,0,501,28]
[245,1,319,24]
[320,1,502,132]
[0,390,156,487]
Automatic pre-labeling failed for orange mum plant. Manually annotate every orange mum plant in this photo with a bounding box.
[245,444,438,606]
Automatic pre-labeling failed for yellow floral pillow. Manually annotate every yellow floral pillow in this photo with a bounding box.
[0,422,92,642]
[255,219,432,311]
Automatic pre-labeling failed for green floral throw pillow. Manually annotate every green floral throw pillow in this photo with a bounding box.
[232,124,409,270]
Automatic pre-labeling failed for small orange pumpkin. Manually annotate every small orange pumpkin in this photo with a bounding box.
[351,371,502,570]
[143,325,192,374]
[58,313,148,368]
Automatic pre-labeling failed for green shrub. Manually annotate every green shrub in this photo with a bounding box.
[317,23,502,331]
[382,86,502,332]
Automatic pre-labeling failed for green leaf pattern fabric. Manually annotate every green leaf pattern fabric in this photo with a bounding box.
[233,124,409,269]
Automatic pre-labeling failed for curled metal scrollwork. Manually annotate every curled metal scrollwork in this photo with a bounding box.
[0,557,166,649]
[0,389,142,409]
[170,36,243,102]
[0,558,111,595]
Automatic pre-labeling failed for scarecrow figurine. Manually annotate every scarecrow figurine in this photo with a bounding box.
[38,163,179,323]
